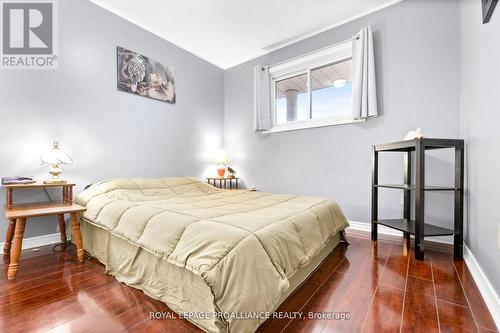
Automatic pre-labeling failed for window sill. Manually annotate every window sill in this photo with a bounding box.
[262,117,366,134]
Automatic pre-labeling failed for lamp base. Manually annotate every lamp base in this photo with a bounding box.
[43,179,67,185]
[217,167,226,178]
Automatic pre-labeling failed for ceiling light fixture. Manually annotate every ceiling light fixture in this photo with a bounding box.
[333,79,347,88]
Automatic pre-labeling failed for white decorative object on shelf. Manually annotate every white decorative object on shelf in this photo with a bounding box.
[404,128,424,140]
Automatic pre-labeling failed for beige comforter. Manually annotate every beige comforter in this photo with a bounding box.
[76,177,348,332]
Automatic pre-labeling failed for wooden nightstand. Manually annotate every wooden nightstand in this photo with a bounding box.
[3,182,86,280]
[207,177,240,189]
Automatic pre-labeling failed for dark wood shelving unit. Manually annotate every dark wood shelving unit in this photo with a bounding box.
[372,138,464,260]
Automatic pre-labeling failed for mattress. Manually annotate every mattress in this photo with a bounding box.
[76,177,349,332]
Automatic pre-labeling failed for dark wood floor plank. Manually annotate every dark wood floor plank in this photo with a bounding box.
[437,300,478,333]
[479,328,499,333]
[84,301,161,333]
[127,318,188,333]
[0,280,119,332]
[1,252,82,282]
[408,246,433,281]
[2,253,67,275]
[0,261,101,296]
[431,250,469,306]
[454,259,498,331]
[350,235,393,259]
[42,292,143,333]
[91,295,197,333]
[48,287,151,332]
[335,238,386,280]
[256,243,347,333]
[0,268,103,305]
[0,273,113,317]
[320,271,383,333]
[86,322,126,333]
[126,310,199,333]
[379,244,409,290]
[285,270,379,333]
[360,283,405,333]
[406,274,434,296]
[2,245,71,266]
[401,276,440,333]
[0,231,496,333]
[5,245,57,259]
[371,240,393,259]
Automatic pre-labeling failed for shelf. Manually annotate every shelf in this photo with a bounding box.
[374,138,464,152]
[374,219,454,237]
[5,201,86,219]
[2,182,75,188]
[374,184,459,191]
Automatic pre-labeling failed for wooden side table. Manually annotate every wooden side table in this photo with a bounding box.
[3,182,86,280]
[207,177,240,189]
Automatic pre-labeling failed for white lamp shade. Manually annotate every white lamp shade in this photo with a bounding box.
[41,142,73,165]
[213,149,229,164]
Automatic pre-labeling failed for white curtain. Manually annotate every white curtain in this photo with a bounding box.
[352,26,378,119]
[253,65,272,131]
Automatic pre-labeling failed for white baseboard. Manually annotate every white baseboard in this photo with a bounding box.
[348,220,500,329]
[463,244,500,329]
[0,232,64,250]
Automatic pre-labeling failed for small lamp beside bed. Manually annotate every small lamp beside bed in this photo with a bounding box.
[213,149,229,177]
[40,141,73,184]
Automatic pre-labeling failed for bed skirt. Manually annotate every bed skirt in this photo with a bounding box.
[81,220,342,333]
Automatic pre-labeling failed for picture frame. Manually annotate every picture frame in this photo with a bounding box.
[117,46,176,104]
[482,0,498,23]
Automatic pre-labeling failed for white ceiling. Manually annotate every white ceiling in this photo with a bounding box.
[89,0,400,69]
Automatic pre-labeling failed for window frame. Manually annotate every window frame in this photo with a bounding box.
[266,41,363,134]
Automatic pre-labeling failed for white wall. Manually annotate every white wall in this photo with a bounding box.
[459,0,500,293]
[0,0,225,241]
[224,0,460,228]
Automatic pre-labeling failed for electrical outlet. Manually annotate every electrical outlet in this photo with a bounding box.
[400,192,404,206]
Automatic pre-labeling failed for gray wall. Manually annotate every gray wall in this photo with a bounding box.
[224,0,460,229]
[459,0,500,292]
[0,0,224,241]
[2,0,496,296]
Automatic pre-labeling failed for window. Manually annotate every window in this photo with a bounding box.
[311,61,353,119]
[275,73,309,124]
[268,41,361,133]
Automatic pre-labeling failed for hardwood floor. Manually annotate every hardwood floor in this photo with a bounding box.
[1,230,497,333]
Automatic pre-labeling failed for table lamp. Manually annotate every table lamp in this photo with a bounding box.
[40,141,73,184]
[213,150,229,178]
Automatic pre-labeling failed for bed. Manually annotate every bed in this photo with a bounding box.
[76,177,349,333]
